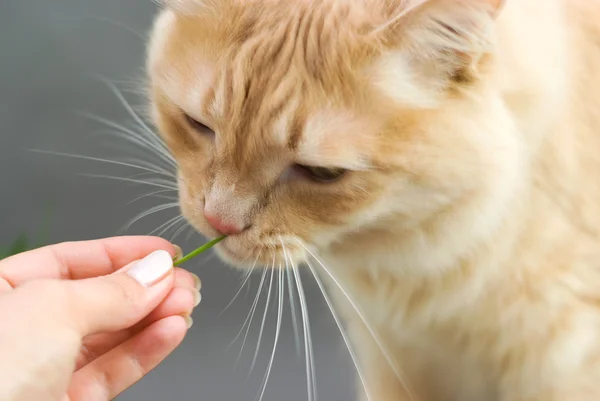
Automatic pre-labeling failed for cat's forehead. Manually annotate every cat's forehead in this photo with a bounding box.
[149,4,382,170]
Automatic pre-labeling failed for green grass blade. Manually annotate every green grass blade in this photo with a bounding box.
[173,236,226,266]
[7,235,29,257]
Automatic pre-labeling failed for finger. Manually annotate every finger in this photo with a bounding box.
[174,267,201,291]
[66,250,178,336]
[142,286,199,325]
[68,316,188,401]
[76,284,199,369]
[0,236,178,290]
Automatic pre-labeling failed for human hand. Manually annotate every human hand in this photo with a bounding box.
[0,236,201,401]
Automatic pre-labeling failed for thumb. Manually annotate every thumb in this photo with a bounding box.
[65,250,176,336]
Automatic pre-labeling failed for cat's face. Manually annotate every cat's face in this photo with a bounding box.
[146,0,512,269]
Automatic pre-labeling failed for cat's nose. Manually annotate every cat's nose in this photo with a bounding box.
[204,212,243,236]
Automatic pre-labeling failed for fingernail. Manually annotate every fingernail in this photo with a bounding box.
[173,245,183,261]
[191,273,202,291]
[185,287,202,307]
[127,250,173,287]
[182,315,193,329]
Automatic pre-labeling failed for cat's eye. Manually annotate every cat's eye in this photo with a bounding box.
[295,164,347,183]
[184,114,215,136]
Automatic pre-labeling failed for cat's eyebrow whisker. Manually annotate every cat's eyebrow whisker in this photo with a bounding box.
[256,263,284,401]
[98,127,176,171]
[249,259,276,375]
[78,111,176,169]
[99,78,172,159]
[306,259,372,401]
[99,77,157,138]
[295,239,417,401]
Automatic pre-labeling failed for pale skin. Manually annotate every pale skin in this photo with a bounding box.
[0,236,200,401]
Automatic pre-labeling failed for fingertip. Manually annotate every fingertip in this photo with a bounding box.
[126,250,174,287]
[173,268,197,289]
[152,315,190,343]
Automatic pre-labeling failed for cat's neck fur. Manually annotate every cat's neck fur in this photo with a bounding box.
[325,0,600,295]
[321,2,600,398]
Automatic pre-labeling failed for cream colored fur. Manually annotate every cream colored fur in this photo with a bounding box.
[146,0,600,400]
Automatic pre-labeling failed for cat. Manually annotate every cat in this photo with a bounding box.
[145,0,600,400]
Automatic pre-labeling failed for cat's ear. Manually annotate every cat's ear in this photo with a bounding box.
[371,0,505,95]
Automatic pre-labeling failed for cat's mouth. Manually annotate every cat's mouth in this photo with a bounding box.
[209,233,308,269]
[180,205,309,268]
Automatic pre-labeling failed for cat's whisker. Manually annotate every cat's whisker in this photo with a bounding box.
[286,266,302,357]
[127,189,178,205]
[281,238,316,401]
[28,149,174,179]
[119,202,180,233]
[226,264,263,348]
[249,259,276,376]
[281,241,302,356]
[82,173,178,191]
[235,266,266,367]
[295,239,417,401]
[256,264,284,401]
[118,172,177,188]
[291,264,317,401]
[306,259,373,401]
[73,17,146,41]
[199,250,217,265]
[221,254,260,315]
[114,171,176,189]
[169,218,190,241]
[185,226,196,242]
[119,156,175,178]
[152,214,186,237]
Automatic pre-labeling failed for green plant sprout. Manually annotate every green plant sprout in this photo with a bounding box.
[1,207,223,265]
[173,236,226,266]
[0,235,31,260]
[1,205,53,260]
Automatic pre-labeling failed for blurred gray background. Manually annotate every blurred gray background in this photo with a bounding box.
[0,1,355,400]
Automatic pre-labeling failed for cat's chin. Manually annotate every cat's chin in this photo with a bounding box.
[212,240,253,267]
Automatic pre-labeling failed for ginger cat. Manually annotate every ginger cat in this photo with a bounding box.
[145,0,600,400]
